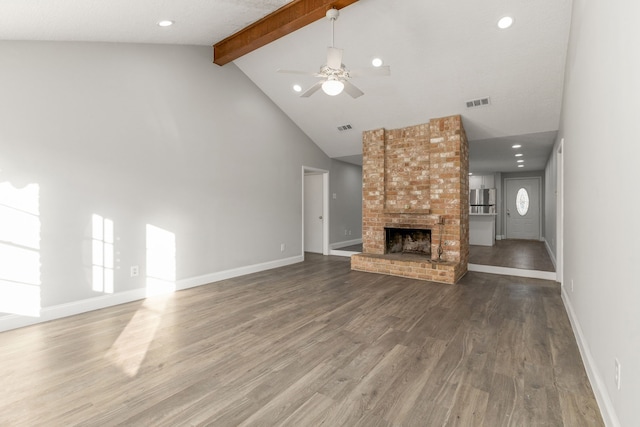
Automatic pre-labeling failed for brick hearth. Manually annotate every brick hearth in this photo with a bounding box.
[351,115,469,284]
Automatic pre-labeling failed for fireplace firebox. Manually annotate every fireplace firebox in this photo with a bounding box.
[385,228,431,256]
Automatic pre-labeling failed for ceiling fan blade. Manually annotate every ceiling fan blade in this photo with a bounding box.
[326,47,343,70]
[349,65,391,78]
[342,80,364,98]
[301,81,324,97]
[277,69,315,76]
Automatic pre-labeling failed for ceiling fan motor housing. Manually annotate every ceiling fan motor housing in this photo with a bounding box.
[326,9,339,20]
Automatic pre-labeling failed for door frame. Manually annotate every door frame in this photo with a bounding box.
[556,139,564,283]
[302,166,329,256]
[504,176,542,240]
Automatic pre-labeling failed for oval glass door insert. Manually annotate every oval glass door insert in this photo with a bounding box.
[516,188,529,216]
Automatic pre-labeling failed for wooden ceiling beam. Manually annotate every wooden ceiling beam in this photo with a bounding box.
[213,0,358,66]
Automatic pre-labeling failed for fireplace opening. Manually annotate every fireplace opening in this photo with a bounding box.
[385,227,431,256]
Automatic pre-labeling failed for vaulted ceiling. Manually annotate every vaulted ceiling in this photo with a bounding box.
[0,0,573,173]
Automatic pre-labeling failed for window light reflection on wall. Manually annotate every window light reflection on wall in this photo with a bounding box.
[0,182,41,317]
[92,214,114,294]
[145,224,176,297]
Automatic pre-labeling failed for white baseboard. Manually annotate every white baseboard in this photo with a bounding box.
[329,249,357,257]
[468,263,557,281]
[329,238,362,250]
[176,255,303,291]
[544,238,557,270]
[0,255,303,333]
[0,288,148,333]
[561,286,620,427]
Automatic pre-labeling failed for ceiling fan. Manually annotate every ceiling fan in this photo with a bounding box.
[277,8,390,98]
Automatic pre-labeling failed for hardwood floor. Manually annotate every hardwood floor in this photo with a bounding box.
[469,240,556,272]
[337,240,556,273]
[0,254,602,426]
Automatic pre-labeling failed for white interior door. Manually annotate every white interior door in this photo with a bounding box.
[506,178,541,240]
[304,174,323,253]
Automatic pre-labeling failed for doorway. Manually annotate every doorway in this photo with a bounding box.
[303,168,329,255]
[505,177,541,240]
[556,139,564,282]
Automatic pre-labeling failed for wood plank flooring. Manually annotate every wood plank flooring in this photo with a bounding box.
[336,239,555,274]
[469,240,556,272]
[0,254,602,426]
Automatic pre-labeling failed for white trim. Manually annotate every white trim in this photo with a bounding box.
[322,172,330,255]
[176,255,303,291]
[0,255,303,333]
[468,263,557,281]
[0,288,147,333]
[302,166,330,256]
[329,238,362,250]
[544,238,557,270]
[556,138,564,284]
[561,286,621,427]
[330,249,359,257]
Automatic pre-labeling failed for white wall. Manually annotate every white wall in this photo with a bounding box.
[559,0,640,425]
[329,160,362,246]
[0,42,331,328]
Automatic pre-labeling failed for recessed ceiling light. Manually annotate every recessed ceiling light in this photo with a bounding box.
[372,58,383,67]
[515,153,523,157]
[158,20,174,27]
[518,164,524,168]
[293,84,302,93]
[498,16,514,29]
[512,144,522,149]
[469,172,473,176]
[517,159,524,163]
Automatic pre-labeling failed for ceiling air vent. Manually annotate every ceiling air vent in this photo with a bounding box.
[465,97,491,109]
[337,124,353,132]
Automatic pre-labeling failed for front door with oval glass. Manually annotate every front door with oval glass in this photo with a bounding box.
[505,178,540,240]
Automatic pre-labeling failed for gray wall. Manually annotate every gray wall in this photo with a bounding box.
[559,0,640,425]
[0,42,331,322]
[329,160,362,246]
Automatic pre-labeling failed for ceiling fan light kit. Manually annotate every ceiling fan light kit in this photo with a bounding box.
[322,76,345,96]
[277,8,390,99]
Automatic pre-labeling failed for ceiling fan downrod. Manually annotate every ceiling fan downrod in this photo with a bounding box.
[326,8,339,48]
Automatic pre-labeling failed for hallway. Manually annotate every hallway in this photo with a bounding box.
[469,239,555,272]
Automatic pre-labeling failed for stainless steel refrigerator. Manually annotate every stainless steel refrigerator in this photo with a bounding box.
[469,188,496,213]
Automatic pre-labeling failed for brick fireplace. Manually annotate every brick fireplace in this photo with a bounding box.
[351,115,469,284]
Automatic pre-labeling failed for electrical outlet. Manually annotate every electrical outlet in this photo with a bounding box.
[130,266,139,277]
[333,193,337,199]
[348,230,352,235]
[280,243,285,252]
[615,358,621,390]
[344,230,348,235]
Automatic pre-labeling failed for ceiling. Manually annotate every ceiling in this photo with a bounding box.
[0,0,573,174]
